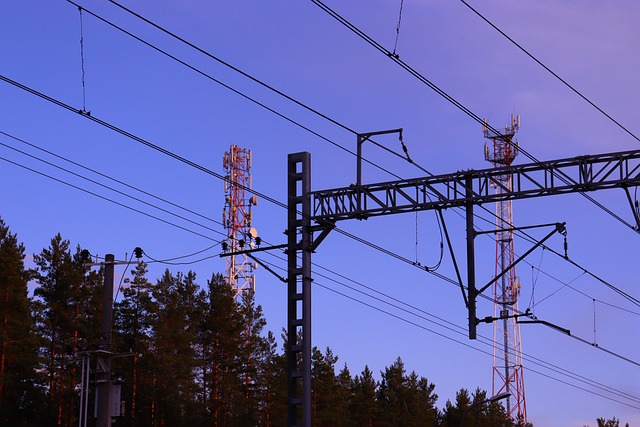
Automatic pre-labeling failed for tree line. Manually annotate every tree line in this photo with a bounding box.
[0,217,619,426]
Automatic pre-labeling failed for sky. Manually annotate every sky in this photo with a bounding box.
[1,0,640,425]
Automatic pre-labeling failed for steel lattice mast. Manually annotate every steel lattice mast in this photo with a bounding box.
[483,115,527,422]
[222,145,258,297]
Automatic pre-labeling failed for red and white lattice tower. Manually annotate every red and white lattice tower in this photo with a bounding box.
[483,115,527,423]
[222,145,258,297]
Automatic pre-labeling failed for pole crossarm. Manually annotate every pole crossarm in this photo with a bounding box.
[311,149,640,223]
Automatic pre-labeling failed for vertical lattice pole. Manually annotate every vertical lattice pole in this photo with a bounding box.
[484,115,527,423]
[287,152,312,427]
[223,145,257,297]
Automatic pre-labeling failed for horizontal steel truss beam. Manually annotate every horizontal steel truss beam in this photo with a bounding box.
[311,149,640,223]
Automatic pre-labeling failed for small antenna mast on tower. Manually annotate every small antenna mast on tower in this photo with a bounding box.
[222,145,259,297]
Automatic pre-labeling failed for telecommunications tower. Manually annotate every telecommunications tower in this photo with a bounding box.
[483,115,527,422]
[222,145,259,297]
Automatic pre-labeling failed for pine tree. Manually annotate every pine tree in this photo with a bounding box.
[442,388,471,427]
[334,364,354,427]
[441,387,515,427]
[236,290,268,425]
[311,346,341,426]
[350,365,378,427]
[148,269,201,426]
[113,260,155,427]
[0,218,44,425]
[377,357,409,426]
[405,371,438,426]
[376,357,439,427]
[198,273,245,426]
[33,234,98,426]
[253,331,286,427]
[596,417,624,427]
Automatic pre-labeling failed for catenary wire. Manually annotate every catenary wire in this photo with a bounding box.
[4,70,637,372]
[1,5,636,404]
[78,6,87,112]
[5,5,636,392]
[100,0,436,176]
[262,241,640,402]
[445,192,640,312]
[143,252,219,266]
[2,116,632,402]
[0,72,288,210]
[8,123,629,319]
[392,0,404,57]
[1,70,446,276]
[4,121,630,373]
[138,244,220,264]
[0,139,225,238]
[69,0,410,180]
[0,130,231,266]
[80,1,619,277]
[309,0,640,233]
[256,254,640,407]
[69,0,446,268]
[0,155,221,243]
[72,2,639,292]
[0,130,224,228]
[333,220,640,368]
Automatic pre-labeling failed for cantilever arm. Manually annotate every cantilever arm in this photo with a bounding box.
[477,222,565,296]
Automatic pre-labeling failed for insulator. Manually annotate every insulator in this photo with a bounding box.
[133,247,143,259]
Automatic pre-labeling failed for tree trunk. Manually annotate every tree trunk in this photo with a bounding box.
[0,286,7,404]
[132,348,138,427]
[49,331,57,425]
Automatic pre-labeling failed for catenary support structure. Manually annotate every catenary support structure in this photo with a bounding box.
[286,140,640,427]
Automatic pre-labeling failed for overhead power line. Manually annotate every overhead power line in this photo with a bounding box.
[65,2,640,287]
[73,1,627,289]
[0,73,286,210]
[70,0,434,179]
[0,155,221,242]
[0,129,223,229]
[3,117,638,405]
[256,254,640,409]
[0,138,224,238]
[4,6,638,394]
[309,0,640,233]
[4,69,636,370]
[6,124,635,324]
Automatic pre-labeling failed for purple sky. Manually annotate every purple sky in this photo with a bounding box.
[1,1,639,425]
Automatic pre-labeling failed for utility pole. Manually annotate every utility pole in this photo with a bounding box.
[96,254,114,427]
